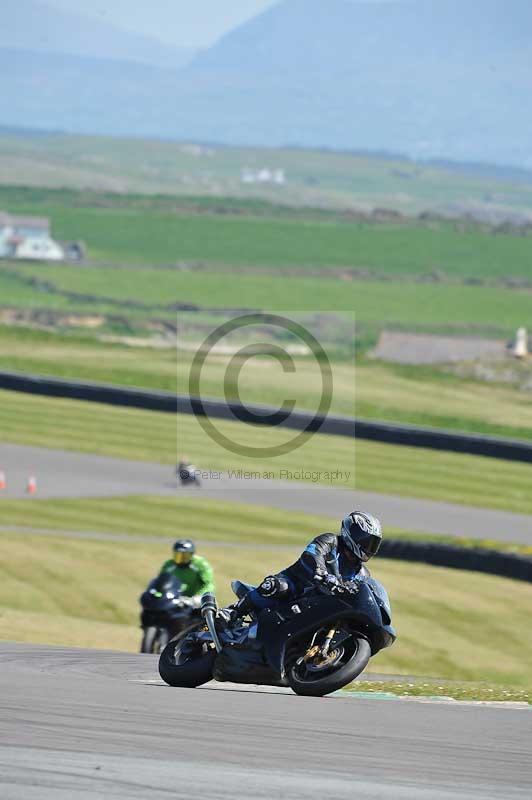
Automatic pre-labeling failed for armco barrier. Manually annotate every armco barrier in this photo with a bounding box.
[0,371,177,412]
[381,540,532,583]
[1,370,532,463]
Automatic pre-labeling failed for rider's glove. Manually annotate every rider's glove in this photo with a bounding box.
[322,574,351,595]
[178,597,200,609]
[316,573,341,589]
[343,580,360,594]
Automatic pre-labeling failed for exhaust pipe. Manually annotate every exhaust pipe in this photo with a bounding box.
[201,593,223,653]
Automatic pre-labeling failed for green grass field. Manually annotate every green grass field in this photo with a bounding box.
[1,390,532,514]
[3,260,532,338]
[2,188,531,280]
[2,132,532,217]
[2,325,532,442]
[1,516,531,686]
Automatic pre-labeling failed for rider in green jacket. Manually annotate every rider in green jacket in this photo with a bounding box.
[159,539,215,605]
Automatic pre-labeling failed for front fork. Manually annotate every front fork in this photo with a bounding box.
[201,593,223,653]
[321,627,337,657]
[298,626,337,665]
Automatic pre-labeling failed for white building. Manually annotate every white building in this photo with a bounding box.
[0,212,64,261]
[241,168,286,186]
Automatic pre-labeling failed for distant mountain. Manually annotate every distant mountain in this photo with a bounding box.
[2,0,196,69]
[178,0,532,165]
[2,0,531,166]
[190,0,532,73]
[1,48,178,134]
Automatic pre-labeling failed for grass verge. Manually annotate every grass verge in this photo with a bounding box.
[1,495,532,557]
[344,680,531,704]
[385,529,532,557]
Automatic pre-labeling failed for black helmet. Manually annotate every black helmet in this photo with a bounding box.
[172,539,195,565]
[340,512,382,562]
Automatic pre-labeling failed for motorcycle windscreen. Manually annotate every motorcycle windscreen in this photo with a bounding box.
[154,574,183,595]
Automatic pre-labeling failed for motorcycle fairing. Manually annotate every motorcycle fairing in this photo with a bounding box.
[213,642,288,687]
[140,574,198,628]
[364,577,393,625]
[257,581,396,678]
[231,580,256,599]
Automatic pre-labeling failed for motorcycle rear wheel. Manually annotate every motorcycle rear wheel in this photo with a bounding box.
[287,634,371,697]
[158,626,215,688]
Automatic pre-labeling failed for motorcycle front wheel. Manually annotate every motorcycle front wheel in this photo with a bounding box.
[287,631,371,697]
[140,626,169,654]
[158,625,215,688]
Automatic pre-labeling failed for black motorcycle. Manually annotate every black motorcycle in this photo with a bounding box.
[158,576,396,696]
[176,463,201,487]
[139,573,201,654]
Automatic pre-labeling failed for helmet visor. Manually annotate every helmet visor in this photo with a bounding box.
[174,552,192,566]
[358,532,381,561]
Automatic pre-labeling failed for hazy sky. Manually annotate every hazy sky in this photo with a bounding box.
[47,0,279,47]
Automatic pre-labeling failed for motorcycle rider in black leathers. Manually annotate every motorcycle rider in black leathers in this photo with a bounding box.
[224,511,383,620]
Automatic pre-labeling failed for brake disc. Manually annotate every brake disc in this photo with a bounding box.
[305,646,345,672]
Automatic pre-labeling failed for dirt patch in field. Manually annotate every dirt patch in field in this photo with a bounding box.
[371,330,509,364]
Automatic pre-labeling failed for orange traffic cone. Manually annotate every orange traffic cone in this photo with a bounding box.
[26,475,37,495]
[0,470,6,490]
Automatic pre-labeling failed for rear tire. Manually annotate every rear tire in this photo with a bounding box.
[159,627,215,688]
[287,635,371,697]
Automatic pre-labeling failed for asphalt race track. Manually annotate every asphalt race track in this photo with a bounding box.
[1,643,531,800]
[2,443,532,544]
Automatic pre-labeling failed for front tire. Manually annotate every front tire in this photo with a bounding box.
[141,626,169,654]
[287,635,371,697]
[159,628,215,688]
[140,626,157,654]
